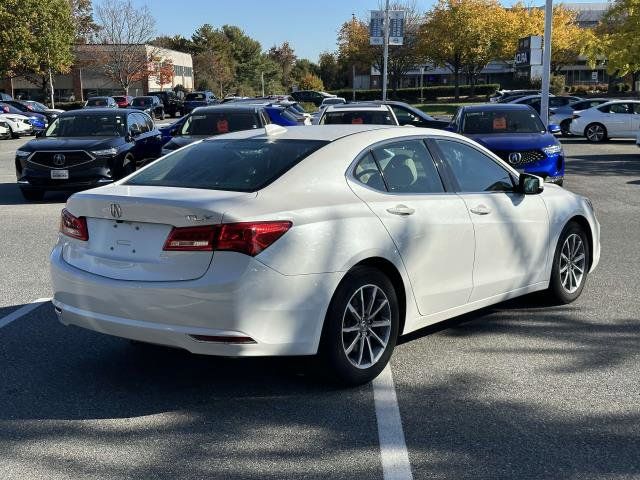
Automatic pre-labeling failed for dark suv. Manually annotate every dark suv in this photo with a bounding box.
[290,90,335,107]
[161,104,270,155]
[130,96,165,119]
[148,91,183,117]
[15,109,163,200]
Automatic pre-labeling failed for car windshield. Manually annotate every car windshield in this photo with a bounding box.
[86,98,109,106]
[322,111,396,125]
[45,114,126,137]
[462,110,545,134]
[132,98,152,106]
[186,93,206,101]
[181,112,259,135]
[126,139,328,192]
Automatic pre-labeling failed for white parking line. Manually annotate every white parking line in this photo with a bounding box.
[0,298,51,329]
[373,364,413,480]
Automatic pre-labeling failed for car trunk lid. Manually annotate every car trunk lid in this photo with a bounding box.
[62,185,257,281]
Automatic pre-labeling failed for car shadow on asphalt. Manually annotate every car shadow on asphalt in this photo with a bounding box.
[565,154,640,177]
[0,182,70,205]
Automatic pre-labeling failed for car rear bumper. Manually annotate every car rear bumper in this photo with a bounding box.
[50,245,341,356]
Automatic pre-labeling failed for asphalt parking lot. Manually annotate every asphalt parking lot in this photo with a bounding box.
[1,136,639,479]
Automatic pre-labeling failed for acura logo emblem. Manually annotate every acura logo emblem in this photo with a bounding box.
[53,153,66,166]
[508,152,522,164]
[110,203,122,218]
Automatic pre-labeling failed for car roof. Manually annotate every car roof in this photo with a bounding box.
[87,96,112,100]
[462,104,535,112]
[324,104,391,112]
[61,108,133,116]
[192,104,263,113]
[205,124,400,142]
[599,99,640,105]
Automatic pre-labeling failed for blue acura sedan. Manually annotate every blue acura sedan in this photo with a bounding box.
[449,104,564,185]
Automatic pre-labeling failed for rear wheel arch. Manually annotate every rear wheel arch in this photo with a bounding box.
[348,257,407,336]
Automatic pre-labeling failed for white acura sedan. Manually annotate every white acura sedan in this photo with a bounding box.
[51,125,600,385]
[569,100,640,142]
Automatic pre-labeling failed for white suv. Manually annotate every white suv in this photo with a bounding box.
[318,103,398,125]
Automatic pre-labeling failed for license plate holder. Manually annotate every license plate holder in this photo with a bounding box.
[51,169,69,180]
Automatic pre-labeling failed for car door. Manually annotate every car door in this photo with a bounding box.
[347,138,475,316]
[143,114,163,158]
[631,103,640,133]
[604,103,633,136]
[433,138,549,302]
[127,113,149,161]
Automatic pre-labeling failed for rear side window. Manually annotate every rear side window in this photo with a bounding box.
[372,140,444,194]
[126,139,328,192]
[322,111,395,125]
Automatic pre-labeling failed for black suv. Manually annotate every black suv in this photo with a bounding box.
[130,96,165,119]
[147,91,183,117]
[161,104,270,155]
[290,90,335,107]
[15,109,163,201]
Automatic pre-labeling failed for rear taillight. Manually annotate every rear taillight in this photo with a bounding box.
[163,221,292,256]
[60,208,88,241]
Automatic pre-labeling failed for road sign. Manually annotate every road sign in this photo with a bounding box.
[592,71,598,81]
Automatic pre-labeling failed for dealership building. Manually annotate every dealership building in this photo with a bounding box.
[2,45,194,102]
[366,2,611,89]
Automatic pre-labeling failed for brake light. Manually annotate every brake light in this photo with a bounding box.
[163,221,292,256]
[60,208,88,241]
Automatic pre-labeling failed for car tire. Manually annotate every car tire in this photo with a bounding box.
[20,188,45,201]
[545,221,590,305]
[8,126,19,139]
[584,123,607,143]
[160,109,165,120]
[560,120,572,137]
[319,266,400,386]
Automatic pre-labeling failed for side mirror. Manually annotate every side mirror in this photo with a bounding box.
[548,124,561,134]
[519,173,544,195]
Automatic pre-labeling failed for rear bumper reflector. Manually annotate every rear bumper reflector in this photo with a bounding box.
[189,334,257,344]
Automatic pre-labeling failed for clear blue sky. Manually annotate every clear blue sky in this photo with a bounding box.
[126,0,601,62]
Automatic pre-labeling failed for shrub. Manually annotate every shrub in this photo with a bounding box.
[594,83,608,93]
[329,84,500,103]
[571,85,590,95]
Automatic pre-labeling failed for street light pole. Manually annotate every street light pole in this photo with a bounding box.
[261,72,265,97]
[540,0,553,127]
[382,0,390,101]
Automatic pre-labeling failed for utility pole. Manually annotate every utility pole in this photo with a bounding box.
[261,72,265,97]
[540,0,553,127]
[47,48,55,108]
[352,65,356,101]
[382,0,390,101]
[419,66,425,103]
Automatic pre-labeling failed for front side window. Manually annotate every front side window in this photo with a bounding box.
[86,98,107,107]
[132,97,152,107]
[391,106,419,125]
[462,110,545,134]
[185,93,206,101]
[181,112,259,136]
[126,139,328,192]
[45,114,126,137]
[372,140,444,194]
[435,139,514,193]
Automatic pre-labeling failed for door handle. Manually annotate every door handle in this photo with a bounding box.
[386,204,415,216]
[470,204,491,215]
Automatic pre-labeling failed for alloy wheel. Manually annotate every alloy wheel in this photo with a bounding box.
[341,284,392,369]
[586,124,605,142]
[559,233,586,294]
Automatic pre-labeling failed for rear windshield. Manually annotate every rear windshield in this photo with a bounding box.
[126,139,328,192]
[186,93,206,101]
[462,110,545,134]
[181,112,259,135]
[132,97,152,106]
[45,114,126,137]
[322,111,395,125]
[86,98,108,106]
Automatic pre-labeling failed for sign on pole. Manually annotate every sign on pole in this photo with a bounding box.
[370,11,384,45]
[370,10,405,45]
[388,10,404,45]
